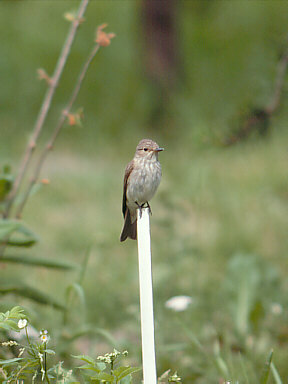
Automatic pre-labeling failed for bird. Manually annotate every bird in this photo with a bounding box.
[120,138,163,242]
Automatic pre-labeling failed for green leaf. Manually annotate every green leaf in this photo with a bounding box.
[9,305,26,318]
[75,361,106,373]
[91,372,115,382]
[7,223,39,247]
[114,366,142,380]
[6,238,36,247]
[0,174,13,201]
[0,306,26,331]
[65,282,86,325]
[96,362,106,371]
[66,283,86,309]
[44,349,56,355]
[0,321,18,331]
[78,245,91,285]
[215,356,229,378]
[72,354,96,365]
[76,363,99,371]
[0,357,23,367]
[58,326,116,355]
[0,319,19,330]
[120,376,133,384]
[271,362,283,384]
[0,254,78,270]
[260,350,273,384]
[0,283,66,310]
[0,220,21,240]
[0,219,38,247]
[0,165,13,202]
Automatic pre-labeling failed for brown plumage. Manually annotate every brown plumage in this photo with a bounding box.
[120,139,163,242]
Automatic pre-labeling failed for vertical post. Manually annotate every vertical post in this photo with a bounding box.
[137,207,157,384]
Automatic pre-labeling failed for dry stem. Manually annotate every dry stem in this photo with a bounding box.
[225,43,288,145]
[15,43,100,218]
[265,51,288,115]
[3,0,89,218]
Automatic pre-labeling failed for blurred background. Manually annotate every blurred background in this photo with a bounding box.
[1,0,288,382]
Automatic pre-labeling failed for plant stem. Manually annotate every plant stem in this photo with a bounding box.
[45,371,51,384]
[44,342,50,384]
[16,361,31,382]
[0,368,7,380]
[44,342,47,373]
[15,42,100,218]
[265,49,288,115]
[3,0,89,219]
[25,326,37,359]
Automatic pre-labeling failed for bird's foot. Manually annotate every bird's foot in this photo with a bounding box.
[135,201,143,218]
[144,202,152,215]
[135,202,152,217]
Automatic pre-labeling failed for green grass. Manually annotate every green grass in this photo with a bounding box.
[1,1,288,382]
[2,129,287,382]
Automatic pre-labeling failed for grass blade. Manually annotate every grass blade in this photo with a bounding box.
[0,283,66,310]
[260,349,273,384]
[271,362,283,384]
[1,254,78,270]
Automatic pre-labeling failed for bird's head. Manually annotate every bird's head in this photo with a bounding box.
[135,139,164,160]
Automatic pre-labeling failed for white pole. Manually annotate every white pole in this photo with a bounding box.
[137,207,157,384]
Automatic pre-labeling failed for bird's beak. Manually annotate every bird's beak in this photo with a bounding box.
[155,147,164,152]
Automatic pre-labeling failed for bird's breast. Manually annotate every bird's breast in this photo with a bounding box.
[126,159,161,205]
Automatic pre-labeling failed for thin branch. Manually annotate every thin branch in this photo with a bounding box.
[3,0,89,218]
[15,43,100,218]
[265,51,288,115]
[225,42,288,146]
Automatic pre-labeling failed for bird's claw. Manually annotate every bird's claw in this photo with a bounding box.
[145,202,152,215]
[135,201,143,218]
[135,201,152,217]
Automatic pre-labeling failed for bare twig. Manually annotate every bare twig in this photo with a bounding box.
[225,42,288,146]
[15,43,100,218]
[3,0,89,218]
[265,51,288,114]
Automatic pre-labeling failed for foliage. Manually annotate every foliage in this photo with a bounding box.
[0,305,284,383]
[0,0,108,314]
[0,307,182,383]
[73,350,141,383]
[1,1,288,383]
[0,306,26,332]
[0,166,13,205]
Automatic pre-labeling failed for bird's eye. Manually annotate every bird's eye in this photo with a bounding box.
[143,148,148,151]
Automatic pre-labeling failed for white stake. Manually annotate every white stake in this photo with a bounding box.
[137,207,157,384]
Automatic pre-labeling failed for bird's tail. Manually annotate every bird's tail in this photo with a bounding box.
[120,209,137,242]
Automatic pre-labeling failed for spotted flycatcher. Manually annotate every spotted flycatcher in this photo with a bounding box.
[120,138,163,242]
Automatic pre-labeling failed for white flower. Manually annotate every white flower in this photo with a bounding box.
[40,334,49,343]
[97,350,126,364]
[18,347,25,357]
[2,340,18,347]
[169,371,182,382]
[40,329,50,343]
[165,296,193,312]
[66,370,73,378]
[18,319,28,329]
[270,303,283,315]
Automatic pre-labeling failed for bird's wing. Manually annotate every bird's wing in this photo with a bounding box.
[122,160,134,217]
